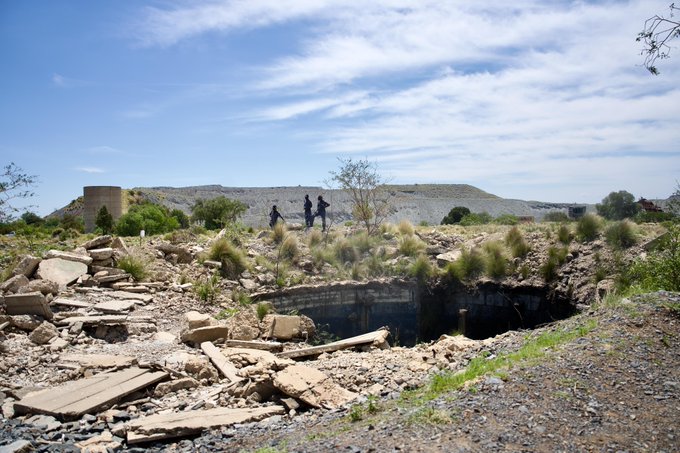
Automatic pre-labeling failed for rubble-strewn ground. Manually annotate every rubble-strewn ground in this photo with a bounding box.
[0,222,676,452]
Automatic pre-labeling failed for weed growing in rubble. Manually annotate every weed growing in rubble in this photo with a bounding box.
[117,254,148,281]
[334,238,359,264]
[505,226,531,258]
[558,224,573,244]
[398,219,415,236]
[483,241,507,279]
[348,403,363,422]
[446,247,485,281]
[409,254,433,282]
[279,234,299,262]
[407,406,453,425]
[577,213,602,242]
[195,273,220,303]
[398,234,425,257]
[271,221,287,244]
[540,246,569,282]
[210,238,247,279]
[605,220,638,249]
[256,302,270,321]
[233,289,252,306]
[307,228,323,247]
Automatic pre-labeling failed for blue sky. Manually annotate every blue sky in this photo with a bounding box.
[1,0,679,216]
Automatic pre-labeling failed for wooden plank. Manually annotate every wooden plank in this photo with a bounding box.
[126,406,285,444]
[223,339,283,352]
[200,342,243,383]
[278,330,390,359]
[14,367,168,420]
[4,292,53,320]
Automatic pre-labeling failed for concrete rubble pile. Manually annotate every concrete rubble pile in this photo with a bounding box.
[0,234,494,450]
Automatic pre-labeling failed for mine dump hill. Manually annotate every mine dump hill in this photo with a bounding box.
[136,184,588,227]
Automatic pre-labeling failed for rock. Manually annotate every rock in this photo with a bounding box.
[11,255,41,278]
[280,397,300,411]
[239,278,258,291]
[82,235,113,250]
[180,326,230,344]
[0,440,33,453]
[36,258,88,288]
[49,337,69,351]
[261,314,315,341]
[154,331,177,343]
[436,250,462,266]
[88,247,114,260]
[273,364,358,409]
[154,377,199,396]
[226,309,260,341]
[26,414,62,431]
[185,311,215,330]
[110,236,129,253]
[4,292,53,319]
[204,260,222,269]
[23,279,59,296]
[222,347,293,371]
[156,243,193,264]
[10,315,43,330]
[185,356,218,381]
[0,274,29,294]
[29,321,59,345]
[44,250,93,265]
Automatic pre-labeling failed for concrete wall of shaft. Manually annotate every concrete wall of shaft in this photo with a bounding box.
[83,186,123,233]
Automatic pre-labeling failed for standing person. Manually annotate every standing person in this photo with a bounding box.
[303,194,313,228]
[269,205,285,228]
[315,195,330,232]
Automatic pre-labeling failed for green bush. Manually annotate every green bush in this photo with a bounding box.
[459,212,492,226]
[493,214,519,226]
[409,254,433,282]
[634,211,676,223]
[117,254,148,281]
[543,211,570,222]
[116,203,179,236]
[441,206,471,225]
[191,196,247,230]
[483,241,507,278]
[505,226,530,257]
[605,220,637,249]
[624,224,680,291]
[576,213,602,242]
[399,235,425,257]
[256,303,270,321]
[170,209,190,229]
[195,274,220,303]
[596,190,640,220]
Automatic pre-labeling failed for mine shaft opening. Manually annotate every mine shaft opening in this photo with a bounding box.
[262,280,576,347]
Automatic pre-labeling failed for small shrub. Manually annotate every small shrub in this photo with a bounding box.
[210,238,247,279]
[494,214,519,225]
[409,254,433,282]
[577,213,602,242]
[483,241,506,278]
[348,404,363,422]
[280,234,299,261]
[256,303,270,321]
[233,289,252,306]
[605,220,637,249]
[557,224,572,244]
[334,239,359,264]
[349,231,373,254]
[351,262,366,280]
[451,247,485,280]
[459,212,492,226]
[195,274,220,302]
[271,222,287,244]
[399,235,425,257]
[543,211,570,222]
[307,229,323,247]
[624,224,680,292]
[441,206,471,225]
[117,254,148,281]
[366,253,387,277]
[419,220,429,227]
[505,226,530,258]
[540,246,568,282]
[398,219,415,236]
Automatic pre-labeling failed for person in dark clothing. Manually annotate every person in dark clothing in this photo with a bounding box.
[269,205,285,228]
[303,194,313,228]
[314,195,330,231]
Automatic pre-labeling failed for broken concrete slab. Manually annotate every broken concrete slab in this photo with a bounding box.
[93,299,136,314]
[0,274,29,294]
[223,339,283,352]
[59,353,136,369]
[273,364,358,409]
[262,314,309,341]
[95,273,131,284]
[14,367,168,420]
[36,258,88,288]
[88,247,114,260]
[23,279,58,296]
[28,321,59,345]
[185,311,215,330]
[108,291,153,303]
[110,236,129,253]
[55,315,154,326]
[51,297,92,309]
[200,342,243,383]
[436,250,462,266]
[278,329,390,359]
[154,377,199,396]
[81,235,112,250]
[126,406,285,444]
[11,255,41,278]
[4,292,53,320]
[0,440,33,453]
[180,325,229,344]
[44,250,93,266]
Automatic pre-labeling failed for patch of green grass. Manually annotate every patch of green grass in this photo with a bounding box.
[407,406,452,425]
[117,254,149,281]
[334,238,359,264]
[409,254,433,282]
[557,224,572,245]
[271,222,287,244]
[348,403,363,422]
[210,238,247,279]
[307,229,323,247]
[577,213,602,242]
[505,226,531,258]
[256,302,270,321]
[483,241,507,278]
[447,247,485,281]
[215,307,238,320]
[398,234,425,258]
[605,220,637,249]
[194,273,220,303]
[233,289,252,306]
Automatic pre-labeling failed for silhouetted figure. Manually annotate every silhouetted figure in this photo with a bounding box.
[269,205,285,228]
[304,194,313,228]
[314,195,330,231]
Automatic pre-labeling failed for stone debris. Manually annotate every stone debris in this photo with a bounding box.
[273,364,358,409]
[3,292,53,320]
[278,329,390,359]
[0,275,30,294]
[36,258,88,288]
[10,256,41,278]
[28,322,58,345]
[44,250,93,266]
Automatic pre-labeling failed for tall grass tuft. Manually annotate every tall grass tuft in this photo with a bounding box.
[605,220,637,249]
[307,229,323,247]
[409,254,433,282]
[399,235,426,257]
[483,241,507,278]
[334,238,359,264]
[505,226,531,258]
[195,273,220,303]
[557,224,572,245]
[449,247,485,281]
[349,231,373,255]
[210,238,247,279]
[540,246,569,282]
[577,213,602,242]
[117,254,149,281]
[398,219,415,236]
[280,234,299,261]
[271,222,287,244]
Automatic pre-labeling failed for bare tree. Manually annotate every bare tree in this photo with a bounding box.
[329,157,391,234]
[637,3,680,74]
[0,163,38,223]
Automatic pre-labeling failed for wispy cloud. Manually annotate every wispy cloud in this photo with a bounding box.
[75,167,105,174]
[52,73,91,88]
[87,146,124,155]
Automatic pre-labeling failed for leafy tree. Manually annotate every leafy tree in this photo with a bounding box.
[191,196,247,230]
[0,163,37,222]
[329,157,390,234]
[459,212,492,226]
[596,191,640,220]
[60,214,84,233]
[637,3,680,75]
[441,206,470,225]
[115,203,179,236]
[95,205,114,234]
[21,211,43,225]
[170,209,190,229]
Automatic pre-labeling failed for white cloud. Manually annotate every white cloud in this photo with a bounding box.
[87,146,124,155]
[75,167,105,174]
